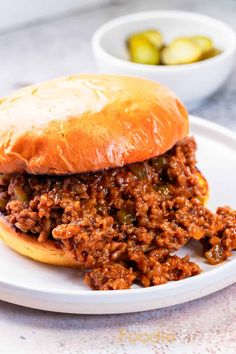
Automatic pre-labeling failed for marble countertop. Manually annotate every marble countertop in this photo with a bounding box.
[0,1,235,353]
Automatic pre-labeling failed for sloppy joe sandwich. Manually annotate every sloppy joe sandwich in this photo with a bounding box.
[0,74,235,290]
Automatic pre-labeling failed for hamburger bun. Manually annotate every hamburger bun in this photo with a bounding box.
[0,215,81,267]
[0,74,206,270]
[0,74,188,175]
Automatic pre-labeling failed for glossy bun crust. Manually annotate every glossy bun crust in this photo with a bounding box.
[0,74,188,175]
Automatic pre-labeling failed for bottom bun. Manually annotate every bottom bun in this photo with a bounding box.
[0,171,209,267]
[0,216,80,267]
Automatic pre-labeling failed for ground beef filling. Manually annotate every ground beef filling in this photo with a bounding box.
[0,137,235,290]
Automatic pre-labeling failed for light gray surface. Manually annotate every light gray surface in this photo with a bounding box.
[0,0,115,32]
[0,1,235,353]
[0,283,235,354]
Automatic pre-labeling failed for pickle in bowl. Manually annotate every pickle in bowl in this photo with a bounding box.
[140,29,163,49]
[127,34,160,65]
[201,47,222,60]
[191,35,213,54]
[126,30,222,66]
[161,38,202,65]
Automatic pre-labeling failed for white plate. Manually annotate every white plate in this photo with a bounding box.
[0,115,235,314]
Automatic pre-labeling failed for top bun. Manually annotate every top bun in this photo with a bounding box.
[0,74,188,175]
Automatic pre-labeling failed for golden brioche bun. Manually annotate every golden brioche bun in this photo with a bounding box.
[0,172,209,267]
[0,216,80,267]
[0,74,188,175]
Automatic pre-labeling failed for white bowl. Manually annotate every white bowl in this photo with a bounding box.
[92,11,236,109]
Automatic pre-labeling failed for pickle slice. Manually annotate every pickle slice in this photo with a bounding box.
[127,35,160,65]
[161,38,202,65]
[202,47,222,60]
[191,36,213,54]
[140,30,163,49]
